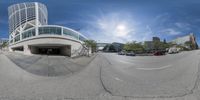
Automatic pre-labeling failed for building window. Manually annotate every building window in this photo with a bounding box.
[27,7,36,21]
[79,35,86,41]
[39,27,62,35]
[19,3,25,9]
[10,39,13,43]
[22,29,36,39]
[14,35,20,42]
[20,9,26,24]
[63,29,79,40]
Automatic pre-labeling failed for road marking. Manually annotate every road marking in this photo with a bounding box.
[119,60,135,65]
[115,77,123,82]
[136,65,172,70]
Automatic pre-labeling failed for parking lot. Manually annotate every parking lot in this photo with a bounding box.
[0,51,199,100]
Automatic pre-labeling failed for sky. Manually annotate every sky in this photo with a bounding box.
[0,0,200,44]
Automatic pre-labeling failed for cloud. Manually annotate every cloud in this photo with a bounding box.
[79,12,139,43]
[153,13,171,25]
[79,11,161,43]
[175,22,191,30]
[160,28,181,35]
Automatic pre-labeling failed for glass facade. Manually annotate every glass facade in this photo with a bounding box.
[8,2,87,45]
[39,27,61,35]
[10,39,13,43]
[14,35,20,42]
[38,3,48,25]
[20,9,26,23]
[63,29,79,39]
[79,35,86,41]
[27,7,36,21]
[11,26,87,44]
[8,2,47,34]
[22,29,36,39]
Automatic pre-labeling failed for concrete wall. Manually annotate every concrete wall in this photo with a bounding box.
[60,46,71,56]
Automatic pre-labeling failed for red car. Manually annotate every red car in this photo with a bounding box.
[154,51,165,56]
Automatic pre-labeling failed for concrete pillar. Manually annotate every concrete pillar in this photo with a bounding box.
[66,46,71,56]
[24,45,31,55]
[30,46,39,54]
[89,47,92,56]
[9,46,13,52]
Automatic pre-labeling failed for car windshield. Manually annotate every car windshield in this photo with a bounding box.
[0,0,200,100]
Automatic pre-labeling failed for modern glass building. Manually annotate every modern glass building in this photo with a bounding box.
[8,2,47,34]
[8,2,88,57]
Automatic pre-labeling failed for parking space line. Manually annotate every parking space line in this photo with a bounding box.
[136,65,172,70]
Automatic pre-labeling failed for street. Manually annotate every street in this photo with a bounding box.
[101,51,200,97]
[0,51,199,100]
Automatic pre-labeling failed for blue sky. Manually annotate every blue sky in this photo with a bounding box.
[0,0,200,44]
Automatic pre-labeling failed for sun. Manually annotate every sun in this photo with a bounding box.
[116,24,128,37]
[116,24,126,31]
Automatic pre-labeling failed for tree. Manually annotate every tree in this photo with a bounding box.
[0,42,8,50]
[184,41,194,49]
[2,42,8,48]
[153,41,171,51]
[123,41,144,53]
[153,41,161,50]
[84,40,97,53]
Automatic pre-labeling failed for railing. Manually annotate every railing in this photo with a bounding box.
[10,25,87,44]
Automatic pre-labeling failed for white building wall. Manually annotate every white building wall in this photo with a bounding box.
[171,35,190,45]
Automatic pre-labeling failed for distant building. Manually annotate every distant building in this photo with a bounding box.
[144,41,154,51]
[97,43,110,51]
[153,37,160,42]
[112,42,124,52]
[171,33,198,49]
[144,37,161,52]
[163,39,167,44]
[102,42,124,52]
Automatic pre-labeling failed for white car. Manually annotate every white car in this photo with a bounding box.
[168,47,179,54]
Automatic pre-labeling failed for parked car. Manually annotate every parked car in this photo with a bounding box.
[168,47,179,54]
[118,50,126,55]
[154,51,165,56]
[126,51,135,56]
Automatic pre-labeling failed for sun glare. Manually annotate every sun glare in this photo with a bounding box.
[116,24,126,31]
[115,24,129,37]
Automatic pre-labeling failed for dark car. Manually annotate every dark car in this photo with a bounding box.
[126,51,135,56]
[153,51,165,56]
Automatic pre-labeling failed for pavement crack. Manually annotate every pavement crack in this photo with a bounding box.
[99,55,114,96]
[189,59,200,94]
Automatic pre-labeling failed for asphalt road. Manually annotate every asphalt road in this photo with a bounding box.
[0,51,199,100]
[101,51,200,97]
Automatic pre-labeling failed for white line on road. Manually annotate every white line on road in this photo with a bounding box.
[115,77,123,82]
[136,65,172,70]
[119,60,135,65]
